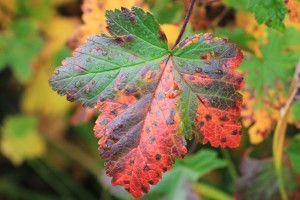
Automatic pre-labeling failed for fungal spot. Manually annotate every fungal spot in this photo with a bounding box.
[219,116,229,121]
[75,81,81,88]
[143,165,150,171]
[163,167,167,172]
[124,34,135,42]
[141,186,148,193]
[129,160,134,166]
[104,139,114,149]
[102,50,108,56]
[110,109,118,116]
[221,137,227,143]
[148,180,154,184]
[86,58,91,62]
[84,88,91,94]
[232,130,238,135]
[166,117,174,125]
[210,100,217,107]
[149,136,155,144]
[100,118,109,125]
[204,61,211,65]
[199,121,205,127]
[155,154,162,160]
[127,172,132,176]
[54,69,60,75]
[124,180,130,184]
[145,127,151,133]
[200,54,207,60]
[205,114,212,121]
[195,68,202,73]
[215,70,223,75]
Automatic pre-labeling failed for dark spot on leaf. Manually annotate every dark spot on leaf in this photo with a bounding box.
[152,121,158,127]
[129,160,134,166]
[155,154,161,160]
[149,136,155,144]
[127,172,132,176]
[148,180,154,184]
[219,116,229,121]
[221,137,227,143]
[141,186,148,193]
[110,109,118,116]
[200,54,208,60]
[124,180,130,184]
[232,130,238,135]
[199,121,205,127]
[163,167,167,172]
[145,127,151,133]
[100,118,109,125]
[166,117,174,125]
[205,114,212,121]
[143,165,150,171]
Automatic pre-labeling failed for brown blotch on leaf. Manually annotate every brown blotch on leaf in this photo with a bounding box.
[149,136,155,144]
[129,160,134,166]
[221,137,227,143]
[155,154,162,160]
[163,167,168,172]
[199,121,205,127]
[219,116,229,121]
[148,180,154,185]
[232,130,238,135]
[127,171,132,176]
[205,114,212,121]
[143,165,150,171]
[124,180,130,184]
[141,186,148,193]
[110,109,118,116]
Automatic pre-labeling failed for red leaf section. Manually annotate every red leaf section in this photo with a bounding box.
[94,57,187,198]
[176,35,244,148]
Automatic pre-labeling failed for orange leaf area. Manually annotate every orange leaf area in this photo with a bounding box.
[241,90,284,144]
[285,0,300,23]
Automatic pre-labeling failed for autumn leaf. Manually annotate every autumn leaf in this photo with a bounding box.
[0,115,46,165]
[285,0,300,23]
[49,7,244,198]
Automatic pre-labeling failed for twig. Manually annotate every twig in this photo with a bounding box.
[273,62,300,200]
[172,0,197,50]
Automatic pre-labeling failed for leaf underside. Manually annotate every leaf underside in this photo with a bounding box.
[49,7,244,198]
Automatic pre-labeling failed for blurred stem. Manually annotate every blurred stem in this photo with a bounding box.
[43,134,100,177]
[172,0,197,49]
[28,160,73,200]
[193,182,232,200]
[221,148,238,181]
[273,63,300,200]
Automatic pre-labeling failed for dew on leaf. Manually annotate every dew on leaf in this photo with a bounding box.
[54,69,60,75]
[75,81,81,88]
[102,50,108,56]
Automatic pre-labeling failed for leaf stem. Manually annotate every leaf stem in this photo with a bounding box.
[221,148,238,181]
[273,62,300,200]
[193,182,232,200]
[172,0,197,50]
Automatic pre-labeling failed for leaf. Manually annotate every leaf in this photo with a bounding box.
[0,115,46,165]
[145,149,226,200]
[247,0,288,32]
[235,154,298,200]
[49,7,244,198]
[285,0,300,23]
[67,0,146,50]
[0,19,43,82]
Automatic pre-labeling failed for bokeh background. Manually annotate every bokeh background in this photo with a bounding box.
[0,0,300,199]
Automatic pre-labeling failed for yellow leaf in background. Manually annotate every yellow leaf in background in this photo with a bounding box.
[21,67,72,117]
[68,0,146,50]
[42,16,80,56]
[0,115,45,165]
[161,24,179,48]
[51,0,76,6]
[235,11,265,58]
[241,90,282,144]
[0,0,16,28]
